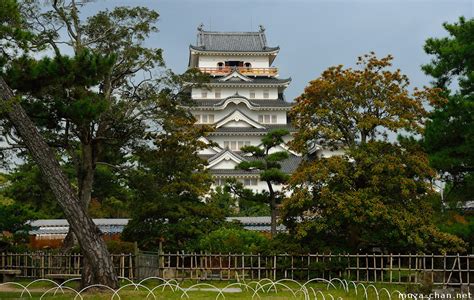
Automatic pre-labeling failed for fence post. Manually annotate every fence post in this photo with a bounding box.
[356,253,360,282]
[415,254,418,284]
[307,254,310,281]
[409,253,412,283]
[443,253,447,288]
[467,255,470,293]
[273,255,277,281]
[228,253,231,280]
[219,253,222,280]
[389,253,393,284]
[241,253,245,280]
[365,254,369,282]
[458,253,463,287]
[258,253,261,280]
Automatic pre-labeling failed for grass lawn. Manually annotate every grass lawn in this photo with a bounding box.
[0,278,411,299]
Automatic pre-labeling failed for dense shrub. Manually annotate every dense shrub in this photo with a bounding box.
[199,228,269,253]
[105,239,135,254]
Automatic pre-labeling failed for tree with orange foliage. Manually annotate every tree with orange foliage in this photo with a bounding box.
[281,53,465,253]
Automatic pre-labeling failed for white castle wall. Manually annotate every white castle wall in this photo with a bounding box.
[191,104,288,124]
[209,135,263,148]
[192,87,279,100]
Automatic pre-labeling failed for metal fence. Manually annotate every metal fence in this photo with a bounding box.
[2,252,473,287]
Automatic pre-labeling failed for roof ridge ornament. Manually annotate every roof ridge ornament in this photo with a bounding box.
[259,25,265,32]
[197,23,204,32]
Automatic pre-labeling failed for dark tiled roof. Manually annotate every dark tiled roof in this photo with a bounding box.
[28,219,129,235]
[28,218,286,235]
[191,28,279,52]
[208,148,247,163]
[226,216,287,232]
[211,169,261,175]
[280,155,302,173]
[210,124,296,134]
[190,94,293,109]
[208,154,301,175]
[243,155,301,173]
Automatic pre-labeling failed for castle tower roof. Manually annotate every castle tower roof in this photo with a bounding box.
[190,24,279,53]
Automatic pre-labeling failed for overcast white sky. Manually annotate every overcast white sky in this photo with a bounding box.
[1,0,472,171]
[81,0,473,100]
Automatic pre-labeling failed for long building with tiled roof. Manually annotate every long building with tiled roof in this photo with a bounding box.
[187,24,301,193]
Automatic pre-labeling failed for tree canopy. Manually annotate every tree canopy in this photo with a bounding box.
[237,129,290,237]
[283,53,464,253]
[289,53,442,151]
[422,17,474,205]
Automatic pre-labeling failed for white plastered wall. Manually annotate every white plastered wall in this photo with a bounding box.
[191,104,288,125]
[192,87,279,100]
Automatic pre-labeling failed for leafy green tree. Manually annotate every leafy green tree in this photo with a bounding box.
[1,159,73,217]
[282,139,465,253]
[207,181,270,217]
[422,17,474,94]
[422,17,474,205]
[0,0,119,287]
[122,97,223,252]
[1,0,171,247]
[0,203,37,252]
[237,129,290,237]
[289,53,440,151]
[283,53,463,253]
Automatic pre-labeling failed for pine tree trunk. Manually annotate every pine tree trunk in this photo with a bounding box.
[63,143,95,251]
[0,77,118,288]
[267,181,277,237]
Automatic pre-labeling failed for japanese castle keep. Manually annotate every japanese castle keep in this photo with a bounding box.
[187,25,301,192]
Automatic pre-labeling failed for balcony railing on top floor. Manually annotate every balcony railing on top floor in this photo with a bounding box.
[198,66,278,76]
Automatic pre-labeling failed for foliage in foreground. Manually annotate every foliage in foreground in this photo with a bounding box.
[199,227,270,254]
[283,53,465,253]
[121,102,224,252]
[283,140,466,253]
[422,16,474,207]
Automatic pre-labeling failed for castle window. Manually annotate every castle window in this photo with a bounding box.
[198,114,214,124]
[214,178,227,186]
[263,90,269,99]
[242,178,258,186]
[201,91,208,98]
[244,62,252,68]
[226,61,244,67]
[249,90,255,99]
[259,114,278,124]
[217,62,224,69]
[214,89,221,98]
[223,140,251,151]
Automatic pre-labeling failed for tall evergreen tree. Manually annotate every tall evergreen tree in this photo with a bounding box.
[236,129,290,237]
[422,17,474,204]
[122,94,223,251]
